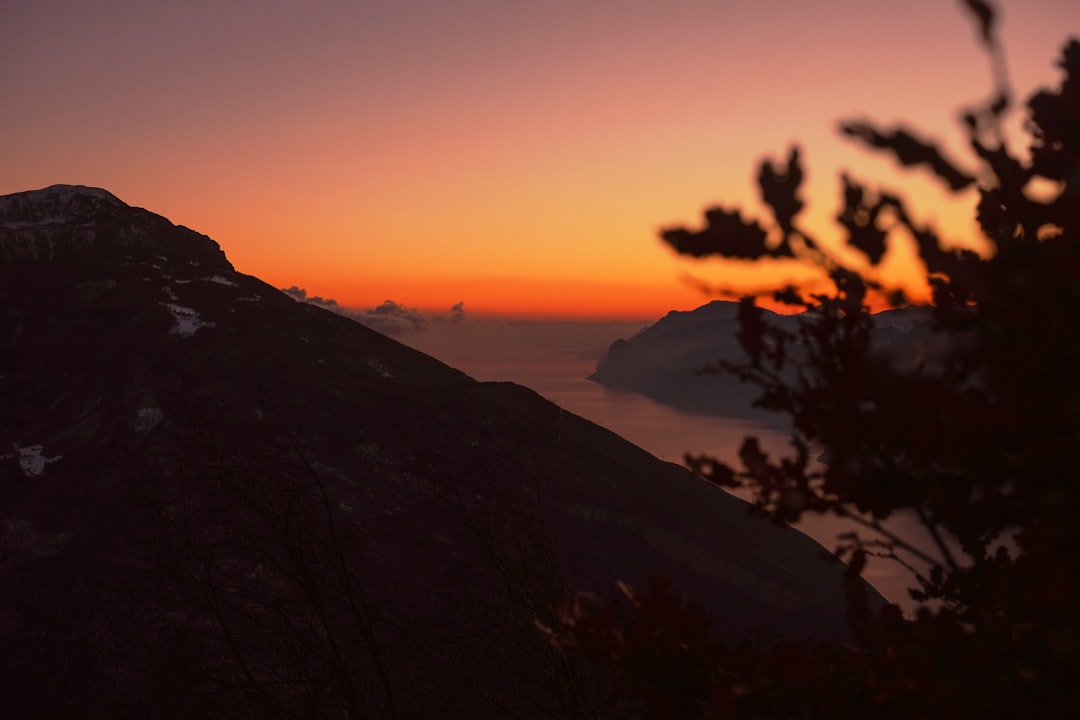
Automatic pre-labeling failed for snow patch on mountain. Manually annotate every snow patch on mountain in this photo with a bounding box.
[162,303,213,336]
[14,444,63,477]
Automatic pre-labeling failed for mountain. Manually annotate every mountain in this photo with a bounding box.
[589,299,934,422]
[1,186,880,719]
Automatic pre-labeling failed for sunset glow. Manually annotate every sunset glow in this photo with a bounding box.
[4,0,1077,319]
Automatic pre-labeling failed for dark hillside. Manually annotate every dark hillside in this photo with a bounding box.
[0,185,879,718]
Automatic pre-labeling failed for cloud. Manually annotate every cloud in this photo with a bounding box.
[282,286,464,335]
[364,299,429,334]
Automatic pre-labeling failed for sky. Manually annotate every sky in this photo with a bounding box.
[4,0,1078,319]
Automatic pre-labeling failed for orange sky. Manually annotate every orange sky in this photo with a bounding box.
[3,0,1078,319]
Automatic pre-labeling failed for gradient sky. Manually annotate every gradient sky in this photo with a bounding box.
[4,0,1078,318]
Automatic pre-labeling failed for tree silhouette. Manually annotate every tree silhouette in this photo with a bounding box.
[549,2,1080,716]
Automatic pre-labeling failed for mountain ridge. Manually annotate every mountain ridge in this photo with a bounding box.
[590,298,935,421]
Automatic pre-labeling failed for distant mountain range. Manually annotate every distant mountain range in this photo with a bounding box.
[1,186,881,718]
[590,299,934,422]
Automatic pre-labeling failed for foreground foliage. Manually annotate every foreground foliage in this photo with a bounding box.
[549,2,1080,716]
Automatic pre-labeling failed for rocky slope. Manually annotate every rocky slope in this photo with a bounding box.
[1,186,880,718]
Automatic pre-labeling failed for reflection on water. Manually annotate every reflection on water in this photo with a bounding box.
[405,321,935,613]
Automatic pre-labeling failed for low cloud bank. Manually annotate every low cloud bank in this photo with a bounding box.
[282,287,464,336]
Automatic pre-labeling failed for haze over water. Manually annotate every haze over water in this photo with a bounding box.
[406,320,775,464]
[404,320,934,613]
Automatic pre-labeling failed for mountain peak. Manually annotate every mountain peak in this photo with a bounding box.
[0,184,123,227]
[0,185,230,271]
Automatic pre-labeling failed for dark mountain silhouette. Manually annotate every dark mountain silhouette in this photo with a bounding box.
[1,186,882,718]
[590,299,935,422]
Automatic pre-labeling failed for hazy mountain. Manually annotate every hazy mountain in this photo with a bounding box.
[590,299,934,422]
[1,186,881,718]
